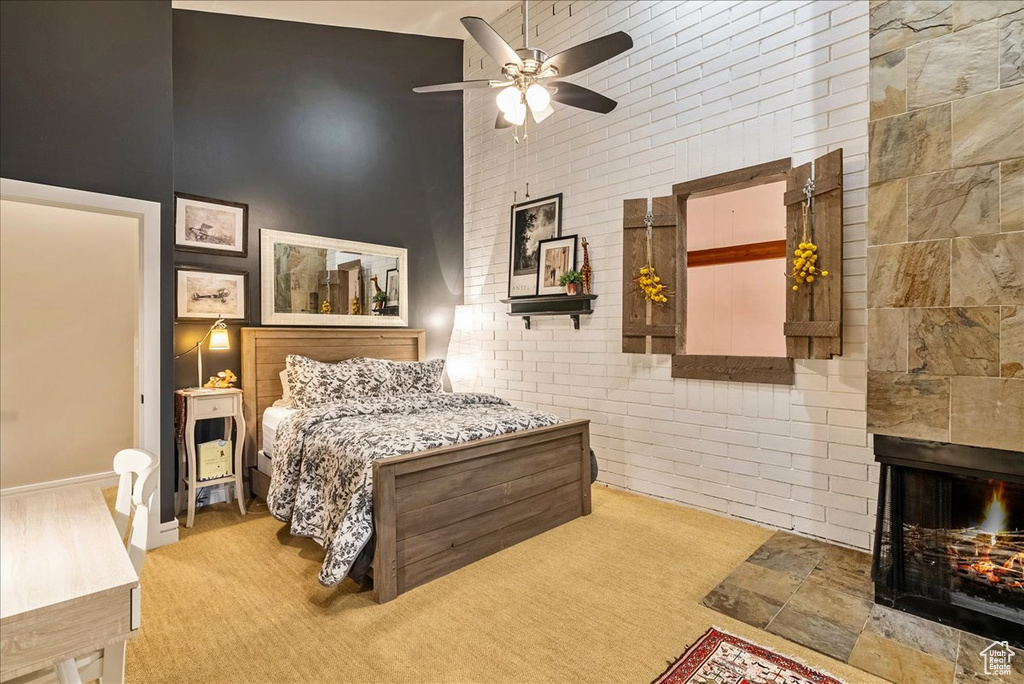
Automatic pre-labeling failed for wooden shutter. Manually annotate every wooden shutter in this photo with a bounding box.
[784,148,844,359]
[622,196,676,354]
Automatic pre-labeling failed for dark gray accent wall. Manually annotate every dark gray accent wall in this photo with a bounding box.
[171,10,465,390]
[0,0,178,522]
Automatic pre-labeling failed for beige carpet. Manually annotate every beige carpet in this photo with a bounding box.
[128,486,885,683]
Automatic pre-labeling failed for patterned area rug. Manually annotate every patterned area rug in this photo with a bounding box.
[653,628,846,684]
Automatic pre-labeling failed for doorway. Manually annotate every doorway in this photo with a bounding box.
[0,179,165,541]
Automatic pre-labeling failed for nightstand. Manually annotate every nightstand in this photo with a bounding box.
[174,387,247,528]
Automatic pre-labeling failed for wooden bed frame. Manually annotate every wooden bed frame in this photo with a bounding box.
[240,327,591,603]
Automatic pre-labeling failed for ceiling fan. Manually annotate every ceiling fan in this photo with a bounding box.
[413,1,632,129]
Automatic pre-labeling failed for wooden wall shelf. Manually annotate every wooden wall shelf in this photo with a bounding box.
[501,295,597,330]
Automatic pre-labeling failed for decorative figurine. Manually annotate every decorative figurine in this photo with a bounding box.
[370,276,387,313]
[320,299,332,314]
[203,369,237,388]
[351,296,361,315]
[580,237,593,295]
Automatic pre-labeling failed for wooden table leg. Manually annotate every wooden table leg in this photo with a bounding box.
[100,641,126,684]
[233,407,247,515]
[54,659,82,684]
[185,412,198,528]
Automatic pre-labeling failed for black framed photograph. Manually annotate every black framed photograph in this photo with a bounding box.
[508,193,562,298]
[174,193,248,257]
[385,267,399,308]
[175,265,248,322]
[536,235,577,296]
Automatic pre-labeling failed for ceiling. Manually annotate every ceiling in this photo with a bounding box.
[170,0,517,39]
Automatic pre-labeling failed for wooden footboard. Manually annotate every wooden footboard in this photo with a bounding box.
[372,419,591,603]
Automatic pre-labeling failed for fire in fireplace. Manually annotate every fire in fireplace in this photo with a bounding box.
[947,480,1024,618]
[873,437,1024,644]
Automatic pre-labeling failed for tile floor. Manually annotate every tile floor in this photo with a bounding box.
[703,531,1024,684]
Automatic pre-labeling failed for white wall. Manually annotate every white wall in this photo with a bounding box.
[0,200,138,488]
[460,0,874,549]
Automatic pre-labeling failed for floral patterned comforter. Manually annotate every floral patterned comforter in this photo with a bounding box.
[267,392,562,586]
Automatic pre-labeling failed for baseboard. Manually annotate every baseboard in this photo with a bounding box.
[0,470,119,498]
[151,518,179,548]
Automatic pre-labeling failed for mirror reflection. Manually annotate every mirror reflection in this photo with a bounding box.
[273,244,399,317]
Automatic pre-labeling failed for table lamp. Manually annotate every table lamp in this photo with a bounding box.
[178,318,230,388]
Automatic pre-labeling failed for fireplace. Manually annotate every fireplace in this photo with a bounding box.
[872,436,1024,645]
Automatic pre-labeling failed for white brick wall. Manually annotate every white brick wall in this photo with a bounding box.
[458,0,875,550]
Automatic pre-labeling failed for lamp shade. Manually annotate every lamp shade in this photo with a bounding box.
[496,86,520,114]
[525,84,550,112]
[209,327,230,350]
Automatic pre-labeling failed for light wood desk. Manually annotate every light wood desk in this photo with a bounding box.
[0,487,140,683]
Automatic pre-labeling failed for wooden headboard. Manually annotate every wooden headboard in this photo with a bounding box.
[240,327,426,460]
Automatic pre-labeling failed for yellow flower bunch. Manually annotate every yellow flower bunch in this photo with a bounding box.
[638,265,668,303]
[789,241,829,291]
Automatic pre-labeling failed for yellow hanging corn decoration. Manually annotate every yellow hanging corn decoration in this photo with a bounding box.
[638,265,667,303]
[636,205,670,304]
[789,181,829,291]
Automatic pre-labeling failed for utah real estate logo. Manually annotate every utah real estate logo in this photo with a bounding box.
[980,641,1016,677]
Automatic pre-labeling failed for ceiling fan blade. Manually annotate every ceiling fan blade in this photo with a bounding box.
[413,79,500,93]
[542,32,633,78]
[495,112,513,129]
[531,104,555,123]
[461,17,524,69]
[548,81,618,114]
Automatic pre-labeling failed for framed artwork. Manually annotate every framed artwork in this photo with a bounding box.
[385,267,400,308]
[175,265,248,321]
[174,193,248,257]
[536,236,577,295]
[508,193,562,298]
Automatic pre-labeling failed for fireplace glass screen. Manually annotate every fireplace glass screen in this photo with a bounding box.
[874,467,1024,628]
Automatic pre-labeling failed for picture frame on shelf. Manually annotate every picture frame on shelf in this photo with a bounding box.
[536,235,577,296]
[507,192,562,298]
[385,267,400,308]
[175,265,248,322]
[174,193,248,257]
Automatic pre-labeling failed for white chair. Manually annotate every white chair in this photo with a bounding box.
[28,449,158,684]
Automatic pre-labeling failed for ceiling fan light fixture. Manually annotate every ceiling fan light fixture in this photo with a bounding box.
[496,86,521,115]
[503,101,527,126]
[525,84,551,112]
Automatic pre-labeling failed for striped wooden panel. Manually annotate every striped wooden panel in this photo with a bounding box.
[395,461,581,540]
[241,327,425,459]
[395,434,579,490]
[397,499,582,594]
[395,442,579,514]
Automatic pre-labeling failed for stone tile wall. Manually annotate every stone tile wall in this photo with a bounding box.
[867,0,1024,451]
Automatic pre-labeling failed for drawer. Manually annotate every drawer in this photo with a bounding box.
[0,584,135,681]
[192,395,236,419]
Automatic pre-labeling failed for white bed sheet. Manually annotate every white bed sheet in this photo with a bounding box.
[262,405,296,461]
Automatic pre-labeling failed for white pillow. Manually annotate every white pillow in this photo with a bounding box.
[272,370,292,407]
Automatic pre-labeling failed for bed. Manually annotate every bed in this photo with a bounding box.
[241,327,591,603]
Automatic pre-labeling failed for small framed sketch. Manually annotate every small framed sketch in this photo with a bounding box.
[385,267,400,307]
[174,193,248,257]
[537,236,577,295]
[508,193,562,298]
[175,265,248,321]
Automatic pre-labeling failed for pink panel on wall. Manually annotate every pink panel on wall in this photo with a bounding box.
[686,181,786,251]
[686,267,716,353]
[684,182,788,358]
[685,195,717,251]
[730,258,787,357]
